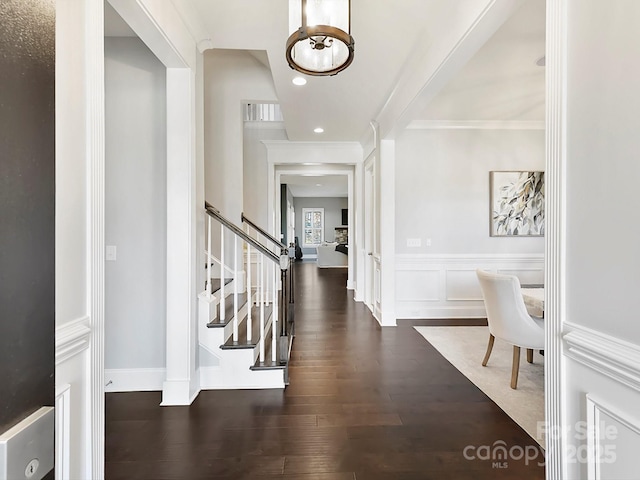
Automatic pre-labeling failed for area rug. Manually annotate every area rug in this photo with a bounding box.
[414,326,545,447]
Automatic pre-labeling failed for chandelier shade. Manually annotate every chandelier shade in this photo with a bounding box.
[286,0,355,76]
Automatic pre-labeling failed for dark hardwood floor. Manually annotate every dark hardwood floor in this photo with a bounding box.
[106,262,545,479]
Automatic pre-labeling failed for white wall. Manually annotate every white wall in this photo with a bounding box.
[104,38,167,380]
[294,197,348,256]
[395,128,545,254]
[393,127,545,318]
[559,1,640,478]
[243,122,288,228]
[204,49,278,219]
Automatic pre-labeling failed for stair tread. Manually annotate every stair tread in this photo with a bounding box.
[207,292,248,328]
[221,304,273,349]
[206,277,233,295]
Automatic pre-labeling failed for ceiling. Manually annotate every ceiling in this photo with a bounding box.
[281,174,348,198]
[105,0,544,197]
[105,0,545,142]
[190,0,545,141]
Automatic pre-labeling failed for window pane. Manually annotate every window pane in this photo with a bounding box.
[304,229,313,244]
[313,212,322,228]
[312,230,321,244]
[304,213,312,228]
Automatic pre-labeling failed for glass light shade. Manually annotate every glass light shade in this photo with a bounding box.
[306,0,349,30]
[286,0,354,76]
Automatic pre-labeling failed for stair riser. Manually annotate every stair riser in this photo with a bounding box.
[222,302,249,342]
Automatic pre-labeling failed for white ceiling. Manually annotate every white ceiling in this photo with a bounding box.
[189,0,468,142]
[105,0,546,142]
[281,174,348,198]
[417,0,545,123]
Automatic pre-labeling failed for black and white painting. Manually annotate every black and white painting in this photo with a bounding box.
[490,171,545,236]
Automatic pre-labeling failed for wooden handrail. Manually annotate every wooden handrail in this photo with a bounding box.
[204,202,279,265]
[241,212,287,250]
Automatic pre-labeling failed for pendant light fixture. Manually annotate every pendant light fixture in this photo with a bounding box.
[286,0,355,76]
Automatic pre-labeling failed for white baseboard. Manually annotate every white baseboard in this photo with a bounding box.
[104,368,166,393]
[396,306,487,319]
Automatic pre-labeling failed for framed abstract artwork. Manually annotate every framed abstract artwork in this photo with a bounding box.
[490,171,545,237]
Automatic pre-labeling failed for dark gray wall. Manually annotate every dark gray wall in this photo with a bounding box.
[0,0,55,433]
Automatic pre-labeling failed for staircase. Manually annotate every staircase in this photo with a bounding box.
[198,202,294,389]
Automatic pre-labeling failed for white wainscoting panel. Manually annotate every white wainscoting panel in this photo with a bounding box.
[586,394,640,480]
[497,267,544,286]
[445,269,483,301]
[396,269,439,302]
[395,254,544,319]
[55,384,71,480]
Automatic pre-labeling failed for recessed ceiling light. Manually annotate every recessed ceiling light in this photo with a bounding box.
[314,127,324,133]
[292,76,307,86]
[316,184,322,187]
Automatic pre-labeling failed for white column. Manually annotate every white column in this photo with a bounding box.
[545,0,567,476]
[378,139,396,326]
[163,67,199,406]
[86,0,105,476]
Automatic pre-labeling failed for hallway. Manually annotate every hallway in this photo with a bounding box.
[106,262,544,479]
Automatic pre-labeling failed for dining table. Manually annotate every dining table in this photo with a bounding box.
[521,287,544,318]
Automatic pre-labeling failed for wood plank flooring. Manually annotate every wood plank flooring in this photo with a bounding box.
[106,262,545,479]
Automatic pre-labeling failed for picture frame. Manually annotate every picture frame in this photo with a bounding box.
[490,171,545,237]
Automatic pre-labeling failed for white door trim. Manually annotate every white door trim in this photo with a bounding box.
[545,0,568,477]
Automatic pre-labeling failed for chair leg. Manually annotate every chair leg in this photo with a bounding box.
[482,334,495,366]
[511,346,521,389]
[527,348,534,363]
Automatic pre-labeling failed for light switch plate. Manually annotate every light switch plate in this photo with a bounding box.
[406,238,421,248]
[0,407,54,480]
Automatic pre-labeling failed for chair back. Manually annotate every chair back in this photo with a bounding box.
[476,269,544,349]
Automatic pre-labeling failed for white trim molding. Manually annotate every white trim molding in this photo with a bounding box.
[406,120,545,130]
[87,0,105,477]
[395,253,544,319]
[586,394,640,480]
[55,316,91,365]
[565,323,640,394]
[55,384,71,480]
[546,0,569,477]
[263,140,362,165]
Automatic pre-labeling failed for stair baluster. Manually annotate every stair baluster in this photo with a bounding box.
[206,215,212,297]
[272,265,278,363]
[233,236,239,342]
[259,255,265,363]
[246,241,252,342]
[219,224,225,323]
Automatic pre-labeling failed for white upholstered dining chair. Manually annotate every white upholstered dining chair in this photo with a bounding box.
[476,269,545,389]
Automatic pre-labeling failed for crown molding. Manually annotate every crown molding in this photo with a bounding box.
[406,120,545,130]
